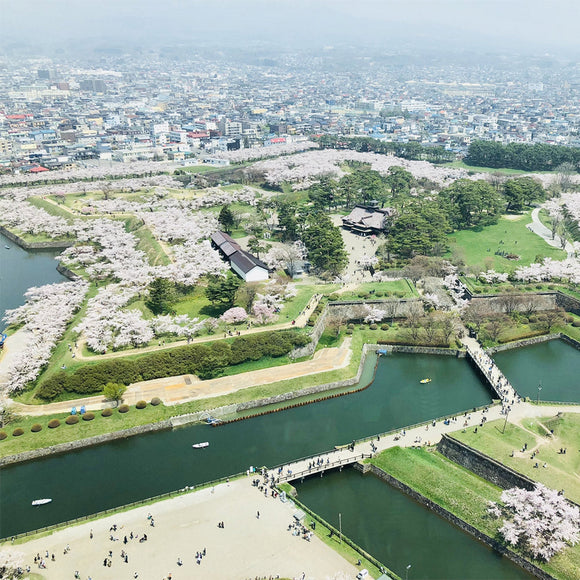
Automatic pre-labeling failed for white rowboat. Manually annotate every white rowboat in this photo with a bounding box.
[32,498,52,506]
[192,442,209,449]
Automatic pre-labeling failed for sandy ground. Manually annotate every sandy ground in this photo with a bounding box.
[12,477,358,580]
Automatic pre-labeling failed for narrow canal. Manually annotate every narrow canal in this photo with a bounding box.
[295,468,533,580]
[493,339,580,403]
[1,353,492,537]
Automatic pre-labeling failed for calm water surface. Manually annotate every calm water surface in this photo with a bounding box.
[295,468,533,580]
[1,353,492,536]
[493,339,580,403]
[0,231,66,321]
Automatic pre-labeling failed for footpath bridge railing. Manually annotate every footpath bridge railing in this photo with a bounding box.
[276,453,372,483]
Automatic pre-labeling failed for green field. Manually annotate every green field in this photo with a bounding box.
[452,413,580,505]
[447,212,566,274]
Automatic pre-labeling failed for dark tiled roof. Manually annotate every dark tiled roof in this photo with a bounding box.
[230,249,268,274]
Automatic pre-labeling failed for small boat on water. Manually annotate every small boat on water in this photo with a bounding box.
[192,442,209,449]
[205,417,221,425]
[4,245,10,249]
[420,378,432,384]
[32,498,52,506]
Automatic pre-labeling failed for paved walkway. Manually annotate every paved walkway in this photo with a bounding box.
[10,338,352,416]
[528,207,574,258]
[268,401,580,485]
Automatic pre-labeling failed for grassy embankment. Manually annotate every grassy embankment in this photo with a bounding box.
[447,211,566,274]
[453,414,580,505]
[369,446,580,579]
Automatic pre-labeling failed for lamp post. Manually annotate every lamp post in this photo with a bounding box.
[502,406,510,434]
[537,382,542,404]
[406,564,412,580]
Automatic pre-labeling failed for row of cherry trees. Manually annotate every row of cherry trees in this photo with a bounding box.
[2,281,89,393]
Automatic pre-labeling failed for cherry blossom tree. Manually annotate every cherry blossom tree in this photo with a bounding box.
[2,281,89,393]
[487,484,580,561]
[220,307,248,325]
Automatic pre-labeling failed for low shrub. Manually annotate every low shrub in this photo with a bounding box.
[136,400,147,409]
[369,324,378,330]
[347,323,354,330]
[101,408,113,417]
[528,316,538,323]
[381,324,390,331]
[0,431,7,440]
[48,419,60,429]
[536,285,543,290]
[566,316,574,323]
[65,415,79,425]
[82,412,95,421]
[572,320,580,328]
[150,397,162,406]
[31,423,42,432]
[307,318,316,327]
[12,428,24,437]
[548,285,556,290]
[328,293,339,301]
[118,404,130,413]
[375,291,384,298]
[346,328,353,335]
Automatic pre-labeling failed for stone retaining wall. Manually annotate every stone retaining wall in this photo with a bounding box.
[0,225,73,250]
[0,420,172,467]
[437,434,580,510]
[486,333,560,355]
[555,291,580,316]
[56,263,81,281]
[366,463,552,580]
[437,434,536,491]
[469,292,557,314]
[388,345,464,357]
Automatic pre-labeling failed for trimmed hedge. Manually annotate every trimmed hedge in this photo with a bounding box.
[82,412,95,421]
[118,404,129,413]
[31,423,43,432]
[48,419,60,429]
[101,408,113,417]
[136,400,147,409]
[150,397,162,406]
[0,431,7,440]
[65,415,79,425]
[37,330,310,400]
[13,428,24,436]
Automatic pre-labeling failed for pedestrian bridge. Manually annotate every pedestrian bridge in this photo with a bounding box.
[270,448,373,483]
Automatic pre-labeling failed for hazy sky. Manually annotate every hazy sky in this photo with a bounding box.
[1,0,579,55]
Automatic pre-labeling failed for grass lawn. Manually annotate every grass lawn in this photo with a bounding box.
[452,413,580,505]
[447,212,566,274]
[27,196,76,221]
[369,446,580,579]
[132,224,171,266]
